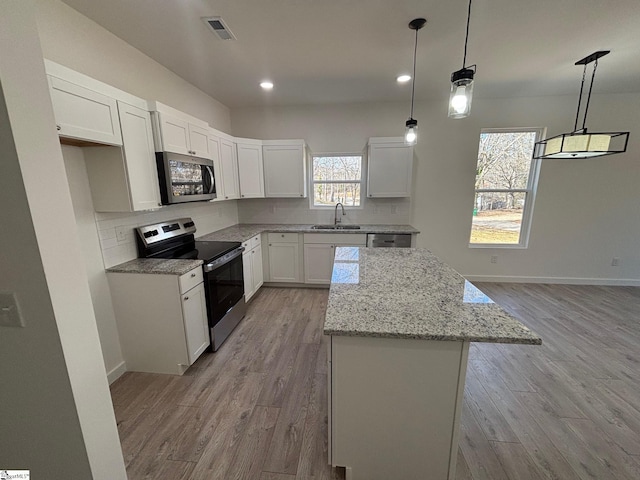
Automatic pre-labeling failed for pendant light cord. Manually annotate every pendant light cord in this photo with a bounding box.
[583,59,598,130]
[410,27,418,119]
[573,59,598,132]
[462,0,473,68]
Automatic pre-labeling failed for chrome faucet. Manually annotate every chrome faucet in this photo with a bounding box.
[334,202,346,225]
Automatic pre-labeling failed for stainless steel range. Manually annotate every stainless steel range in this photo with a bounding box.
[135,218,247,351]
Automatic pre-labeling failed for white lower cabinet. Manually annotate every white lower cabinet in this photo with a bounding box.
[267,233,301,283]
[304,244,335,284]
[303,233,367,284]
[242,234,264,301]
[107,267,209,375]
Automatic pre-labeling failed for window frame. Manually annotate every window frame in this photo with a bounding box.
[469,127,544,249]
[309,153,364,210]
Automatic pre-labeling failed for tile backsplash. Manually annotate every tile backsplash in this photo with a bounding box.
[237,197,411,226]
[96,200,239,268]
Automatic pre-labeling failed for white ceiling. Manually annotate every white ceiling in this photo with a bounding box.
[60,0,640,108]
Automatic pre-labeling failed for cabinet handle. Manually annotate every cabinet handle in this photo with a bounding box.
[281,234,285,238]
[56,125,61,131]
[191,273,196,277]
[241,194,245,197]
[269,244,272,246]
[184,296,189,301]
[331,245,334,249]
[225,196,229,199]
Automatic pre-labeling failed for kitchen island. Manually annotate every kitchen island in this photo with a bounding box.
[324,247,541,480]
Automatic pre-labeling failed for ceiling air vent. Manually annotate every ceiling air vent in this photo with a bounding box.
[203,17,236,40]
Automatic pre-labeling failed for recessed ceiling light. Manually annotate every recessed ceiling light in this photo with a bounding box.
[260,81,274,90]
[397,74,411,83]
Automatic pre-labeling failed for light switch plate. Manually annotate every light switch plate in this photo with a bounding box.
[115,225,128,242]
[0,292,25,327]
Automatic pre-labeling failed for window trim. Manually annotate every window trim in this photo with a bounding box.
[469,127,545,249]
[309,153,364,210]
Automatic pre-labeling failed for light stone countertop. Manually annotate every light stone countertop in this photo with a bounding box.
[197,223,419,243]
[106,258,203,275]
[324,247,542,345]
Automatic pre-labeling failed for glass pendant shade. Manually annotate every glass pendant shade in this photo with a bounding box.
[448,68,475,118]
[405,118,418,146]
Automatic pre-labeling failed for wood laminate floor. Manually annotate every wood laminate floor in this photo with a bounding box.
[110,284,640,480]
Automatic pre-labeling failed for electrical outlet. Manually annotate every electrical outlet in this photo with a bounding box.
[115,225,128,242]
[490,255,498,264]
[611,257,620,266]
[0,292,25,328]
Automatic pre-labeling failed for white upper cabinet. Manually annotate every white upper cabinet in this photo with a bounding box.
[117,102,161,210]
[188,124,210,158]
[367,137,414,197]
[236,138,265,198]
[152,110,212,159]
[83,102,161,212]
[218,136,240,200]
[48,75,122,146]
[262,140,307,198]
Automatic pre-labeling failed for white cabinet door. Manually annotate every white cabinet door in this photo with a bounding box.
[188,124,211,158]
[219,138,240,200]
[157,112,190,155]
[237,142,265,198]
[367,140,413,198]
[269,242,301,282]
[208,134,224,200]
[304,243,335,284]
[181,283,209,365]
[252,244,264,292]
[243,251,255,301]
[263,143,306,198]
[117,102,161,211]
[48,75,122,146]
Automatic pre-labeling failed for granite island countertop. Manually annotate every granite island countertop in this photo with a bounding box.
[324,247,541,345]
[197,223,419,243]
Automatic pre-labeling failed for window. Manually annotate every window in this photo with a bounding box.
[311,155,362,207]
[470,128,542,247]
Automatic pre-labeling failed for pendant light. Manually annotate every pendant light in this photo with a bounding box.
[448,0,476,119]
[404,18,426,146]
[533,51,630,159]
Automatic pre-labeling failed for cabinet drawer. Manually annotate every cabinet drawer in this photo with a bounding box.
[179,267,203,294]
[268,232,299,244]
[251,234,261,248]
[303,233,367,245]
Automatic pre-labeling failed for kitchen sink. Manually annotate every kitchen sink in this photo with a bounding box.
[311,224,361,230]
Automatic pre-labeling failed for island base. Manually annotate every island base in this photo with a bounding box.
[328,335,470,480]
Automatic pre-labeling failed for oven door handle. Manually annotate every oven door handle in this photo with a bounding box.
[204,246,245,272]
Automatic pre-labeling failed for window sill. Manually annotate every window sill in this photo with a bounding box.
[468,243,528,249]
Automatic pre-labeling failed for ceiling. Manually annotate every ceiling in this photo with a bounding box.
[60,0,640,109]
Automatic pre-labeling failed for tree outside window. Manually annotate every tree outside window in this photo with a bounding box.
[470,129,542,246]
[312,155,362,207]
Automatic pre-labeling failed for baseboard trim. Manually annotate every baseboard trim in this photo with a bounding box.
[263,282,329,289]
[107,361,126,385]
[463,275,640,286]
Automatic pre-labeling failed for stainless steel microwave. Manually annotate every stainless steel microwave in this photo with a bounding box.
[156,152,216,204]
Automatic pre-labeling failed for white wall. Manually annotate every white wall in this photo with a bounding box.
[0,1,126,478]
[232,93,640,284]
[34,0,231,132]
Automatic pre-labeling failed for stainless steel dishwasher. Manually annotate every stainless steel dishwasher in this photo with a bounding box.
[366,233,412,248]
